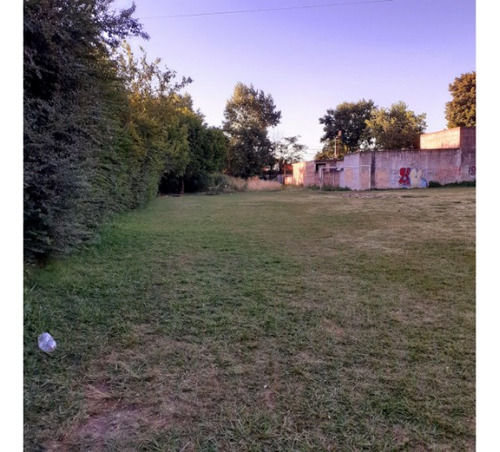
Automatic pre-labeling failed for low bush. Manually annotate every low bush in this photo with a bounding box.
[428,180,475,188]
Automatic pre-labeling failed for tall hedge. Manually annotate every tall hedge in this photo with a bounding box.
[24,0,149,261]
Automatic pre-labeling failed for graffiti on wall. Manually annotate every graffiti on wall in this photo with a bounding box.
[410,168,428,188]
[391,167,428,188]
[399,167,411,187]
[468,165,476,177]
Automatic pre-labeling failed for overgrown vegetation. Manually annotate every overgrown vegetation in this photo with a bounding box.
[24,0,228,261]
[24,188,475,451]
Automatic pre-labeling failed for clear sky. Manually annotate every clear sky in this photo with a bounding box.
[113,0,476,160]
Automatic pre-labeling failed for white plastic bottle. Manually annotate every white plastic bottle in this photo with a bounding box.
[38,332,57,353]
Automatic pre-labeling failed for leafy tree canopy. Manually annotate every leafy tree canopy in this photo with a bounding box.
[112,44,196,202]
[273,136,306,172]
[165,113,229,193]
[445,71,476,128]
[115,45,228,194]
[319,99,375,156]
[223,83,281,178]
[365,101,427,150]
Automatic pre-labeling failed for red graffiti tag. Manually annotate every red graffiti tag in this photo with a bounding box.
[399,167,411,187]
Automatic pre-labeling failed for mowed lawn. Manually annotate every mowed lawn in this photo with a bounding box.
[24,187,475,451]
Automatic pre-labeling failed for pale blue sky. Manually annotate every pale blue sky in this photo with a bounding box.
[114,0,476,159]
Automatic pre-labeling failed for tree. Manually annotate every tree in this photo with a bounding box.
[183,123,228,192]
[115,44,193,200]
[365,101,427,150]
[273,136,305,175]
[161,111,229,193]
[319,99,375,157]
[445,71,476,128]
[223,83,281,178]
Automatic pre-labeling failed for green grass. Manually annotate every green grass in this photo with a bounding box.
[24,187,475,451]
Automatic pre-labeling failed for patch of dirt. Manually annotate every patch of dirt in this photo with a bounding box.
[261,385,277,411]
[45,325,226,451]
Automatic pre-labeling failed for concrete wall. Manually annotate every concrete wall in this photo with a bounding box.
[292,127,476,191]
[339,147,476,190]
[291,160,341,187]
[340,152,373,190]
[372,148,473,189]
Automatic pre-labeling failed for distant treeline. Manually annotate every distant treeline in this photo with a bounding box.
[24,0,228,261]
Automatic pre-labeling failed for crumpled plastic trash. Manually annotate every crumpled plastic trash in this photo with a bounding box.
[38,332,57,353]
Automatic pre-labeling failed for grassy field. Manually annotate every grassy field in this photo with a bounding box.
[24,187,475,451]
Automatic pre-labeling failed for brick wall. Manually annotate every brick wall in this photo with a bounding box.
[420,126,475,151]
[420,128,461,149]
[460,127,476,152]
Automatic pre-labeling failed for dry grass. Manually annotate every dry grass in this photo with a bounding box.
[221,174,247,192]
[246,177,282,191]
[209,174,282,193]
[24,187,475,451]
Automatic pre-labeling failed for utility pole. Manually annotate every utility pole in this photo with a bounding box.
[334,130,342,159]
